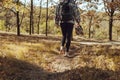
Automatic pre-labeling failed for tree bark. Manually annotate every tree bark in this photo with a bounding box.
[30,0,34,35]
[109,14,113,41]
[37,0,42,34]
[108,0,114,41]
[89,16,92,38]
[103,0,116,41]
[46,0,48,36]
[17,0,20,36]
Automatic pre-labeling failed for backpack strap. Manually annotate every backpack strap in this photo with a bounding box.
[57,3,62,20]
[62,0,70,5]
[67,0,70,4]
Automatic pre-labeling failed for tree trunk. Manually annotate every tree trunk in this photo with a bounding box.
[17,0,20,36]
[109,15,113,41]
[46,0,48,36]
[89,16,92,38]
[30,0,34,35]
[37,0,42,34]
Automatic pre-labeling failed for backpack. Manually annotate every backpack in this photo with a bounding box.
[58,0,74,21]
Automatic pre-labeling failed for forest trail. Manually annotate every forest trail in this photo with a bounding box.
[0,31,120,45]
[0,32,120,80]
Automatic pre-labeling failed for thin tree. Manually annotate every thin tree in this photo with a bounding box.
[37,0,42,34]
[16,0,20,36]
[103,0,119,40]
[1,0,25,35]
[87,10,95,38]
[84,0,98,38]
[30,0,34,35]
[46,0,48,36]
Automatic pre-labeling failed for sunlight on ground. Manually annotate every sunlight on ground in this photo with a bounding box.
[94,55,115,71]
[2,44,28,59]
[71,55,116,71]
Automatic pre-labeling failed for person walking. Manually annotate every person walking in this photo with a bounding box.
[55,0,80,57]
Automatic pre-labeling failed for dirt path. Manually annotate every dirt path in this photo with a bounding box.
[79,41,120,45]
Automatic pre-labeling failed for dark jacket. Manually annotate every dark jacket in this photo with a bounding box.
[55,1,80,25]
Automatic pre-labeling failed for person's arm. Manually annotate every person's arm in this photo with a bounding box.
[55,5,60,26]
[73,4,80,25]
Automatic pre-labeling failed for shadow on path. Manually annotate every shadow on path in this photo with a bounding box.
[0,56,48,80]
[0,56,120,80]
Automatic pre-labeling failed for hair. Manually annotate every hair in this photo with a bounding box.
[59,0,75,3]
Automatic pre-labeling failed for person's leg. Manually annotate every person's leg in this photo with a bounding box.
[66,23,74,52]
[60,23,67,54]
[60,23,67,47]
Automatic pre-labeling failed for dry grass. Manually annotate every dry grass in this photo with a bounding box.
[0,33,120,80]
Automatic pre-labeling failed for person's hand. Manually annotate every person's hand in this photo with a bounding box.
[75,22,80,28]
[55,22,60,28]
[77,22,80,26]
